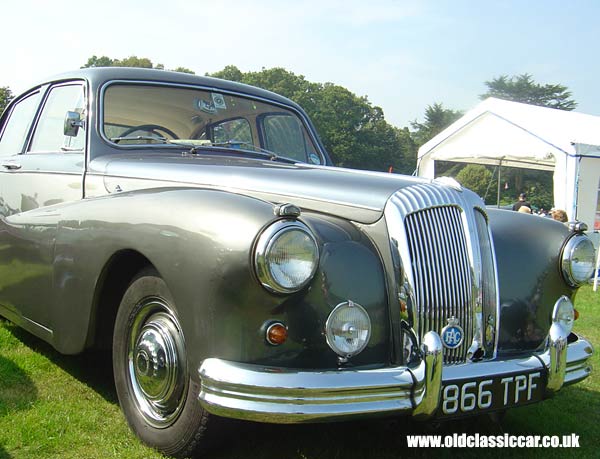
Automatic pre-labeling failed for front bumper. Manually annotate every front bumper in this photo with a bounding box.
[198,325,593,423]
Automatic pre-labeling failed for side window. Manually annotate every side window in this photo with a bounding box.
[263,114,319,163]
[0,92,40,157]
[30,85,86,153]
[212,118,253,145]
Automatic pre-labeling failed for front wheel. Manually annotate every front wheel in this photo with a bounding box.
[113,268,221,457]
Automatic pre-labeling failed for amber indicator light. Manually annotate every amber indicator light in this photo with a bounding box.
[266,323,288,345]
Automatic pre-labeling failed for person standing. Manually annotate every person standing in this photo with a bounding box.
[550,209,568,223]
[512,193,531,211]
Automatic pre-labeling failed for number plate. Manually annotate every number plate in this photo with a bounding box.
[439,370,546,418]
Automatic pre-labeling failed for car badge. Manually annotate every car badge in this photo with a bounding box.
[441,317,464,349]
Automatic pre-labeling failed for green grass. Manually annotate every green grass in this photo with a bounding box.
[0,286,598,458]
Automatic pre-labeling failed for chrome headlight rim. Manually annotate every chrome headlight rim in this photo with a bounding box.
[561,234,596,287]
[325,301,372,358]
[254,219,319,294]
[552,295,575,335]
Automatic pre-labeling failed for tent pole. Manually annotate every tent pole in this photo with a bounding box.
[594,244,599,292]
[497,160,502,207]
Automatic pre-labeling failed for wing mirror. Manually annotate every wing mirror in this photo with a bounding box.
[64,111,84,137]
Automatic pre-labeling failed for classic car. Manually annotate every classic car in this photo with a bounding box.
[0,68,595,457]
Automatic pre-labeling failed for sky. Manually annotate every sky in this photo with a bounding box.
[2,0,599,128]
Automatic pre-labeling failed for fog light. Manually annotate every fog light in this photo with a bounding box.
[265,322,288,346]
[553,296,575,335]
[325,301,371,358]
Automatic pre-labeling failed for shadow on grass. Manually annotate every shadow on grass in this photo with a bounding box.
[0,352,38,459]
[2,322,117,405]
[203,414,513,459]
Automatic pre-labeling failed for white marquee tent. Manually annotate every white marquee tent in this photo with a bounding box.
[417,97,600,238]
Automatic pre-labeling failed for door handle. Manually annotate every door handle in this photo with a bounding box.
[1,161,22,170]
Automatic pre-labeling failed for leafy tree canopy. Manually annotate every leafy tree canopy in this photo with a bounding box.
[410,102,462,147]
[82,55,194,74]
[455,164,493,198]
[172,66,195,74]
[209,66,416,173]
[0,86,13,115]
[480,73,576,110]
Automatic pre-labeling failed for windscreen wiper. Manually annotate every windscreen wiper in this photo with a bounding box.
[209,140,280,161]
[108,136,298,164]
[110,135,168,143]
[174,139,298,164]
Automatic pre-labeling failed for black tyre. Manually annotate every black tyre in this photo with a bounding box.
[113,268,221,458]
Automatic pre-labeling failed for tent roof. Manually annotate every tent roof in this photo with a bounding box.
[418,98,600,168]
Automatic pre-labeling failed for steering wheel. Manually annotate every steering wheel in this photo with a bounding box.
[120,124,178,139]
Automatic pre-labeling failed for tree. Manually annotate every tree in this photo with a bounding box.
[209,65,243,82]
[480,74,576,110]
[410,103,462,147]
[209,66,417,173]
[172,67,195,75]
[117,56,162,69]
[82,55,195,74]
[455,164,493,198]
[0,86,13,115]
[82,55,165,70]
[82,55,115,68]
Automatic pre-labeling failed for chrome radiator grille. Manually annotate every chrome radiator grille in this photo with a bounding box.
[404,206,474,364]
[386,182,498,366]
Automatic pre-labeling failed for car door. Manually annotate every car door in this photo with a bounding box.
[0,82,86,333]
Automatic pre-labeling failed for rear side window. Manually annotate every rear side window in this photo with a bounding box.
[0,92,40,156]
[212,118,253,145]
[263,114,318,163]
[30,84,86,153]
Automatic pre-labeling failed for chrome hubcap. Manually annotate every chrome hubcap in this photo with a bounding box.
[128,299,187,428]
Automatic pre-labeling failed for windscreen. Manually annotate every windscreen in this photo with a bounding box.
[102,83,322,164]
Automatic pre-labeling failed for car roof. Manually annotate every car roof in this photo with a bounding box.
[32,67,301,109]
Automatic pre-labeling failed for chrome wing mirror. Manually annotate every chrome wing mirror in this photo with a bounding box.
[64,111,84,137]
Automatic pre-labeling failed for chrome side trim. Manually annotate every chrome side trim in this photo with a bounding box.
[0,304,54,343]
[563,339,594,385]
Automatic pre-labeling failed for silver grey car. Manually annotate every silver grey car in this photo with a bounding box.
[0,68,595,457]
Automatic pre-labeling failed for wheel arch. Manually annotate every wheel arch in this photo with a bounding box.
[85,249,155,350]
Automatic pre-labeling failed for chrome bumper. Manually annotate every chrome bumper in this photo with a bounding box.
[198,327,593,423]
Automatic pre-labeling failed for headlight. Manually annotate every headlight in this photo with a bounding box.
[325,301,371,358]
[561,234,596,286]
[552,296,575,335]
[254,220,319,294]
